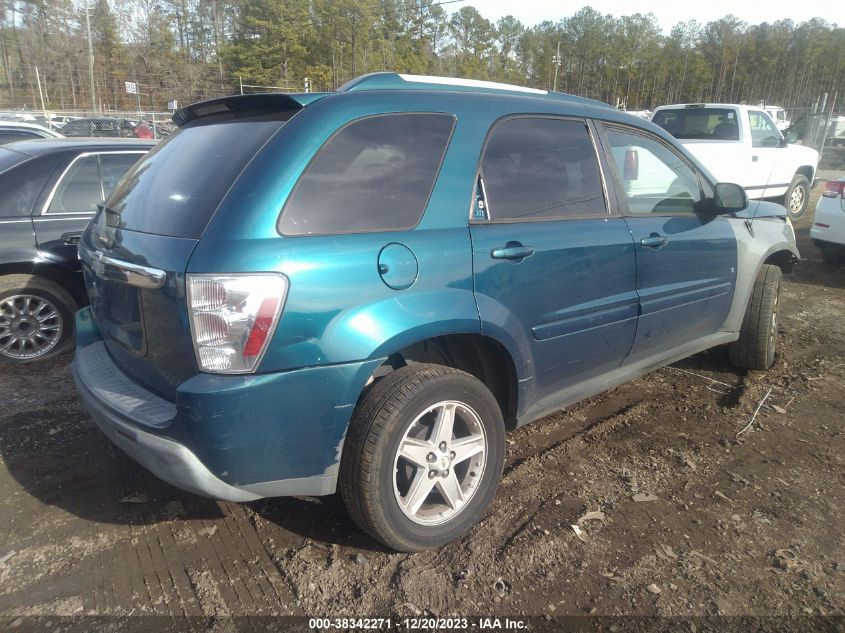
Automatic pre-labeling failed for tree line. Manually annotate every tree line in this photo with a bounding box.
[1,0,843,114]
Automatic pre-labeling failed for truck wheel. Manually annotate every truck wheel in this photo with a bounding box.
[0,275,77,363]
[340,364,505,552]
[729,264,782,370]
[783,174,810,220]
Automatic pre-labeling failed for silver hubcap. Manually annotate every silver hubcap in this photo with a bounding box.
[0,294,63,359]
[789,185,805,213]
[393,400,487,526]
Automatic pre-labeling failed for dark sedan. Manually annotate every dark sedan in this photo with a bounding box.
[0,138,154,362]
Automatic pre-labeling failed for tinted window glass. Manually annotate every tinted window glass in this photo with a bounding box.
[653,108,739,140]
[99,153,145,198]
[60,120,93,136]
[106,119,284,238]
[0,154,61,218]
[48,154,102,214]
[747,111,782,148]
[279,113,454,235]
[606,128,702,215]
[481,118,605,220]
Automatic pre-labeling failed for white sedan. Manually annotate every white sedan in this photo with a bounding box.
[811,178,845,263]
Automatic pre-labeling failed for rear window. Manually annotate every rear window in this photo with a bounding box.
[0,153,61,218]
[278,113,455,236]
[0,129,42,144]
[105,119,285,238]
[652,108,739,141]
[0,147,29,173]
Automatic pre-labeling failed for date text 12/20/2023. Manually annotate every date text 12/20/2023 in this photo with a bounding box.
[308,617,528,630]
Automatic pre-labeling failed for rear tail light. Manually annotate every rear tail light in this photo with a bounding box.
[187,274,288,374]
[822,180,845,199]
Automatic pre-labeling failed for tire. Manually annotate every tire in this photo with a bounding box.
[782,174,810,220]
[0,274,77,363]
[729,264,782,370]
[340,363,505,552]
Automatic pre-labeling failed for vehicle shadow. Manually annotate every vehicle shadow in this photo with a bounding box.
[248,495,389,552]
[0,353,383,549]
[787,228,845,290]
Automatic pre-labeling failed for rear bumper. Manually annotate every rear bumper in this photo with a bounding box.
[74,361,262,501]
[73,307,384,500]
[810,202,845,246]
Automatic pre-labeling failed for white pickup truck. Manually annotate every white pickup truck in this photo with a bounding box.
[651,103,819,219]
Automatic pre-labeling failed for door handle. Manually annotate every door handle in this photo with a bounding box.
[61,231,82,246]
[752,155,759,162]
[640,234,668,249]
[491,244,534,260]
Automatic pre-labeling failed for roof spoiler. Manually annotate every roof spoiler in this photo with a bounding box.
[172,92,329,127]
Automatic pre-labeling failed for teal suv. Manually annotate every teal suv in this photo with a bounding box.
[74,73,798,551]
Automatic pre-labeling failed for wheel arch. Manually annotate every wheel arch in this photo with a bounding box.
[795,165,815,184]
[0,262,85,307]
[366,332,522,430]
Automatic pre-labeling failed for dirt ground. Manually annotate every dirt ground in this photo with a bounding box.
[1,181,843,631]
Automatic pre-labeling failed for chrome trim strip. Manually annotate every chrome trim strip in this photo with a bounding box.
[79,242,166,289]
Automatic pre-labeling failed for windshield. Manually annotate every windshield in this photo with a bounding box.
[653,108,740,141]
[104,118,286,238]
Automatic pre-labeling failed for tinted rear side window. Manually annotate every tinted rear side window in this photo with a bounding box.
[481,117,606,220]
[0,130,41,144]
[105,119,284,238]
[0,154,61,218]
[279,113,455,236]
[652,108,739,141]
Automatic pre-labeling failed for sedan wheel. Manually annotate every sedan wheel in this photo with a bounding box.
[0,294,63,359]
[0,274,76,364]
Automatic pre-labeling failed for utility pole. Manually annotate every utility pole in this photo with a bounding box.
[35,66,46,118]
[552,41,561,92]
[85,6,96,112]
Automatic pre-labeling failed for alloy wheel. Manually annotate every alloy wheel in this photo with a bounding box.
[392,400,487,526]
[0,294,63,359]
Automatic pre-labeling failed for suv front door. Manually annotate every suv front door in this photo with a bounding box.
[599,124,737,363]
[469,116,638,415]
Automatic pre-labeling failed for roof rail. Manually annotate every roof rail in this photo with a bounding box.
[339,73,549,97]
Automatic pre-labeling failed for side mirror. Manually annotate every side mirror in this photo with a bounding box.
[712,182,748,213]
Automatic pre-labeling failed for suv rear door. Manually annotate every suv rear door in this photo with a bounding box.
[469,116,638,412]
[598,123,737,362]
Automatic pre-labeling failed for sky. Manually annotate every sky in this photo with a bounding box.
[461,0,832,32]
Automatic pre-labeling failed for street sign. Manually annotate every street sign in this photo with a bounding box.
[167,99,178,111]
[125,81,137,94]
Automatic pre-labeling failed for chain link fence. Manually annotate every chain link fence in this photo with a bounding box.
[0,109,176,140]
